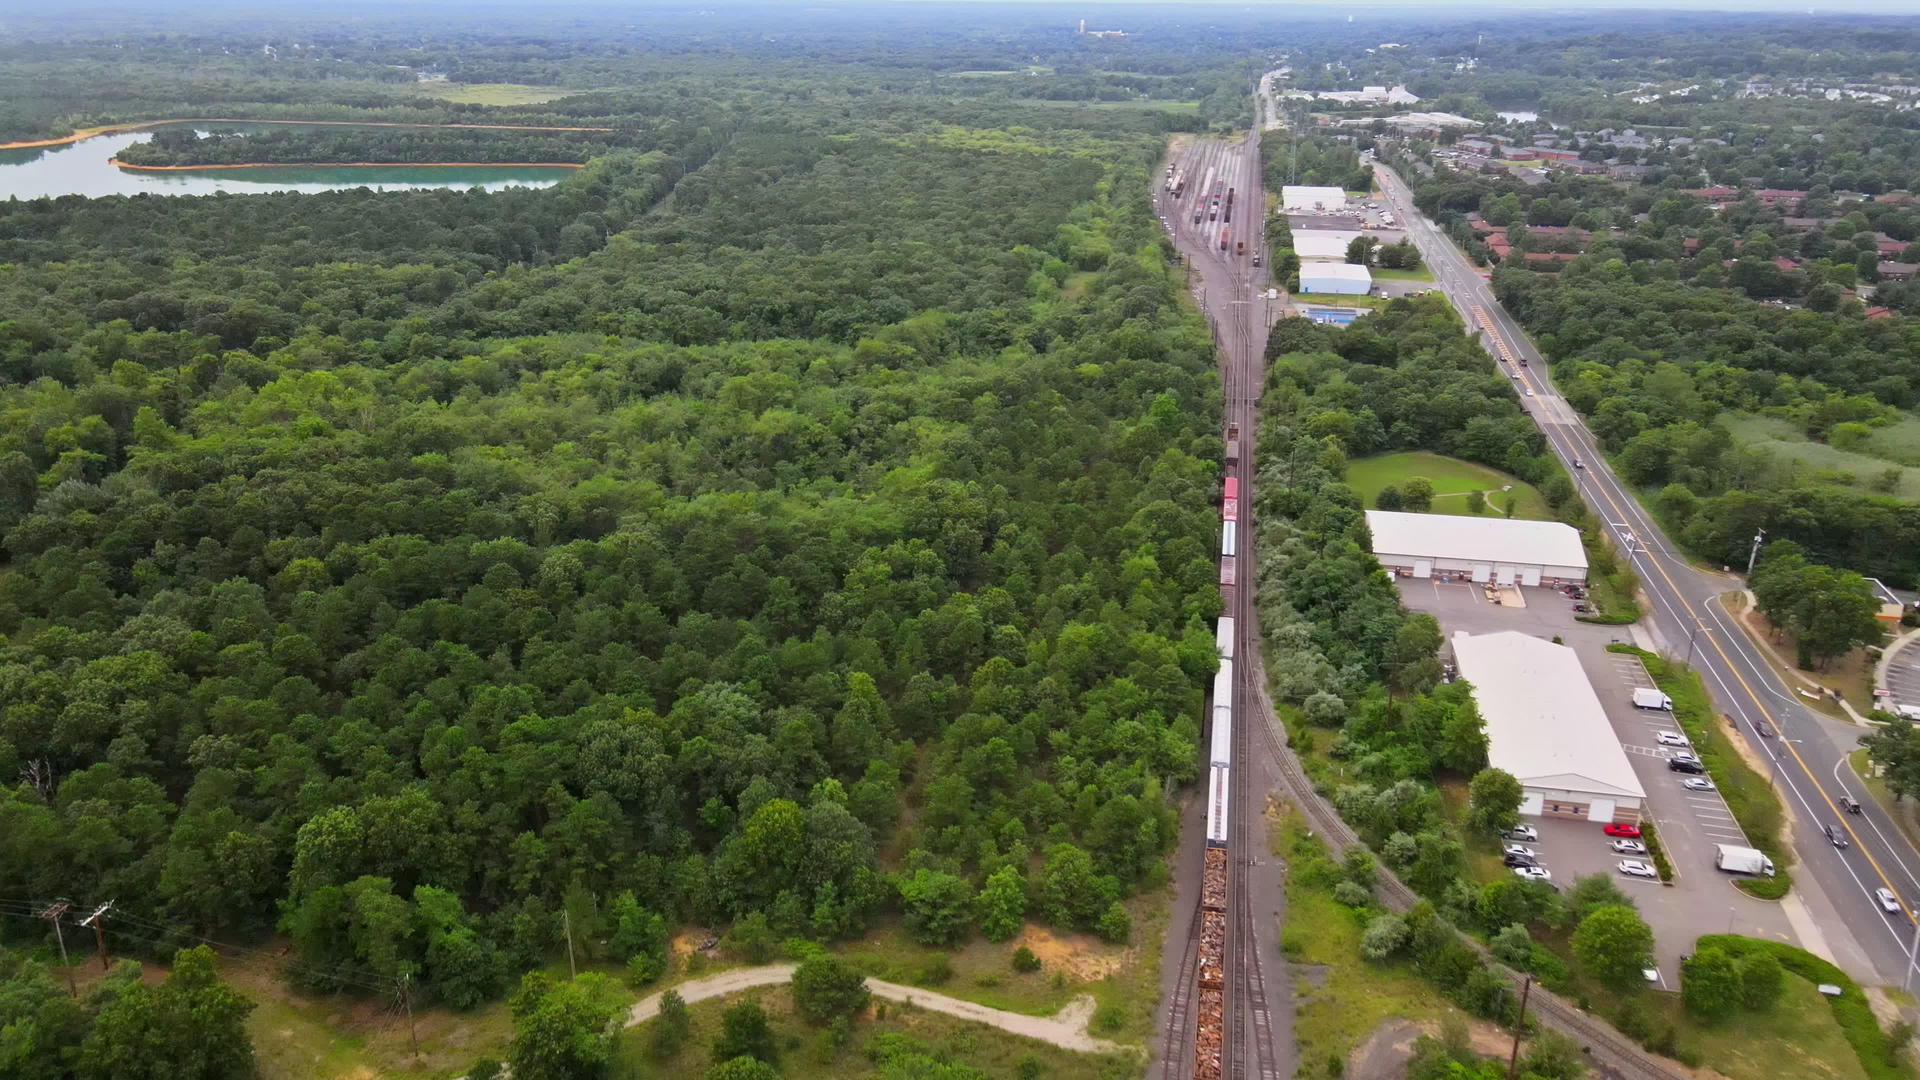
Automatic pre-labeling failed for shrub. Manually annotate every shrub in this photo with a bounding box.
[1011,946,1041,973]
[1359,914,1409,961]
[1332,881,1373,908]
[1092,1004,1124,1034]
[469,1061,502,1080]
[1095,902,1132,944]
[627,952,666,988]
[918,954,954,986]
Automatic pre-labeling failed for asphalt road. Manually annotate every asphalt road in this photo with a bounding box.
[1152,130,1288,1079]
[1373,160,1920,986]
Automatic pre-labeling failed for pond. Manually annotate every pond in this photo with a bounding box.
[0,122,574,199]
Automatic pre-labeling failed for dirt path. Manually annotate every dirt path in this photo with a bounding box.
[627,964,1129,1054]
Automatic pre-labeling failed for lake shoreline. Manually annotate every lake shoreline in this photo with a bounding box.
[110,158,585,172]
[0,116,614,151]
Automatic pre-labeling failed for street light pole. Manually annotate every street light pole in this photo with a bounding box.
[1747,529,1767,576]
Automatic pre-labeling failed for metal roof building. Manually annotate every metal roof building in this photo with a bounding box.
[1365,509,1587,586]
[1299,262,1372,295]
[1452,631,1645,823]
[1293,231,1360,261]
[1282,184,1348,212]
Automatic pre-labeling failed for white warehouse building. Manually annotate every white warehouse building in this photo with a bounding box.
[1452,631,1644,823]
[1365,509,1587,586]
[1282,184,1348,211]
[1292,231,1361,261]
[1300,262,1372,295]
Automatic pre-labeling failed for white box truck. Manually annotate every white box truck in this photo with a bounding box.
[1714,844,1775,876]
[1632,688,1674,711]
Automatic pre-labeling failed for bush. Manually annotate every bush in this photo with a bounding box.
[1359,913,1409,961]
[469,1061,502,1080]
[1095,902,1132,944]
[1332,881,1373,908]
[1490,923,1532,968]
[651,990,692,1059]
[627,952,666,988]
[791,956,871,1025]
[1694,935,1903,1080]
[1092,1004,1124,1034]
[917,954,953,986]
[1011,946,1041,973]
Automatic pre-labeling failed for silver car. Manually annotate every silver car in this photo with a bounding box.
[1617,860,1657,879]
[1609,838,1648,855]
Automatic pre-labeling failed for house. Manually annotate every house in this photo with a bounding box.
[1608,163,1652,180]
[1685,186,1739,201]
[1535,148,1581,164]
[1754,189,1810,208]
[1504,148,1540,161]
[1879,262,1919,281]
[1867,306,1895,319]
[1532,133,1560,147]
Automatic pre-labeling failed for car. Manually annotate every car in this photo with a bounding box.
[1825,824,1850,849]
[1252,253,1262,266]
[1503,852,1539,868]
[1840,795,1862,815]
[1617,860,1657,878]
[1524,388,1534,397]
[1503,844,1538,860]
[1502,825,1539,842]
[1512,866,1552,883]
[1668,757,1705,774]
[1603,823,1642,838]
[1752,720,1774,738]
[1610,838,1648,855]
[1573,459,1584,468]
[1878,887,1903,914]
[1655,731,1690,747]
[1682,777,1716,791]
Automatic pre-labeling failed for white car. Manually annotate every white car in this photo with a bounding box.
[1878,888,1903,914]
[1503,844,1538,860]
[1617,860,1658,879]
[1512,866,1552,883]
[1610,839,1648,855]
[1655,731,1690,747]
[1502,825,1539,843]
[1682,777,1716,791]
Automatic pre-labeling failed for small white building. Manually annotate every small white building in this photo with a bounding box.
[1282,184,1348,212]
[1292,231,1360,261]
[1365,509,1587,585]
[1452,631,1645,823]
[1299,262,1372,295]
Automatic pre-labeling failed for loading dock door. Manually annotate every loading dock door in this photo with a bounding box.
[1413,559,1433,579]
[1521,566,1541,587]
[1519,792,1544,817]
[1496,565,1517,586]
[1586,799,1616,822]
[1471,564,1492,583]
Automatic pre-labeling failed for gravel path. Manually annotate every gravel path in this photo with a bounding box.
[627,963,1129,1053]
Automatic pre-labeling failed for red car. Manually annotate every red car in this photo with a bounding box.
[1603,823,1642,838]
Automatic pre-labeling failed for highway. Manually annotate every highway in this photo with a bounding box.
[1373,160,1920,985]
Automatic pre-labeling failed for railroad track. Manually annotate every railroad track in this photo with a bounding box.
[1228,651,1279,1080]
[1160,904,1203,1080]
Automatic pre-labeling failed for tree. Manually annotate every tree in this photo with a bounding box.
[791,956,870,1025]
[1376,484,1405,510]
[1563,874,1634,924]
[708,1059,781,1080]
[1737,949,1784,1011]
[899,868,973,945]
[75,946,257,1080]
[712,1001,778,1066]
[975,866,1027,942]
[1464,490,1487,515]
[1347,235,1380,265]
[1038,843,1113,929]
[1681,947,1743,1022]
[1360,913,1409,960]
[1466,768,1523,834]
[508,973,622,1080]
[1571,905,1653,990]
[1490,923,1532,968]
[651,990,693,1059]
[1862,717,1920,802]
[1400,477,1434,512]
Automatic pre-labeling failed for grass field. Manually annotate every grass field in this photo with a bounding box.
[1345,451,1552,520]
[1723,414,1920,500]
[617,983,1137,1080]
[1369,265,1436,282]
[1290,292,1391,309]
[415,82,578,105]
[1277,809,1458,1078]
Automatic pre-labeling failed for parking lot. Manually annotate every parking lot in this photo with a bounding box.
[1395,578,1801,978]
[1881,633,1920,715]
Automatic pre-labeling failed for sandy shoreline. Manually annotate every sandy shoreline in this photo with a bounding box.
[0,117,615,151]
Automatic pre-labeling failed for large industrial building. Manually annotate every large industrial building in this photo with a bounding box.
[1365,509,1587,586]
[1299,262,1372,295]
[1452,631,1644,823]
[1282,184,1348,212]
[1293,232,1360,261]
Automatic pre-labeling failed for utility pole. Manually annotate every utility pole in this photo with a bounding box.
[400,973,420,1059]
[1506,975,1534,1080]
[80,901,113,971]
[562,909,577,980]
[38,901,77,998]
[1747,528,1767,576]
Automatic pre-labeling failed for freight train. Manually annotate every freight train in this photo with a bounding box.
[1223,187,1235,224]
[1197,463,1239,1080]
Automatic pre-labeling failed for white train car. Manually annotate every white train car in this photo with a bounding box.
[1205,764,1231,847]
[1222,522,1237,559]
[1215,616,1235,661]
[1209,660,1234,767]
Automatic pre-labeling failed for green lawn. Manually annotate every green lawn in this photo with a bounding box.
[1369,265,1436,282]
[1723,414,1920,500]
[1691,974,1871,1080]
[1291,292,1391,309]
[1345,451,1552,520]
[414,82,578,105]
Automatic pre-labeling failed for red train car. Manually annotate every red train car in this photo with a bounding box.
[1222,476,1239,522]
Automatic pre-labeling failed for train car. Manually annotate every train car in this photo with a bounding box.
[1224,188,1235,224]
[1205,765,1231,848]
[1219,227,1230,250]
[1215,615,1235,660]
[1222,522,1237,560]
[1219,555,1236,588]
[1222,477,1239,522]
[1210,662,1233,762]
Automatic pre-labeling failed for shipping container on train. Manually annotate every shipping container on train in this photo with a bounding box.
[1222,476,1238,522]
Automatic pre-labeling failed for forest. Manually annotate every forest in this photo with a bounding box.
[0,14,1247,1072]
[113,127,643,167]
